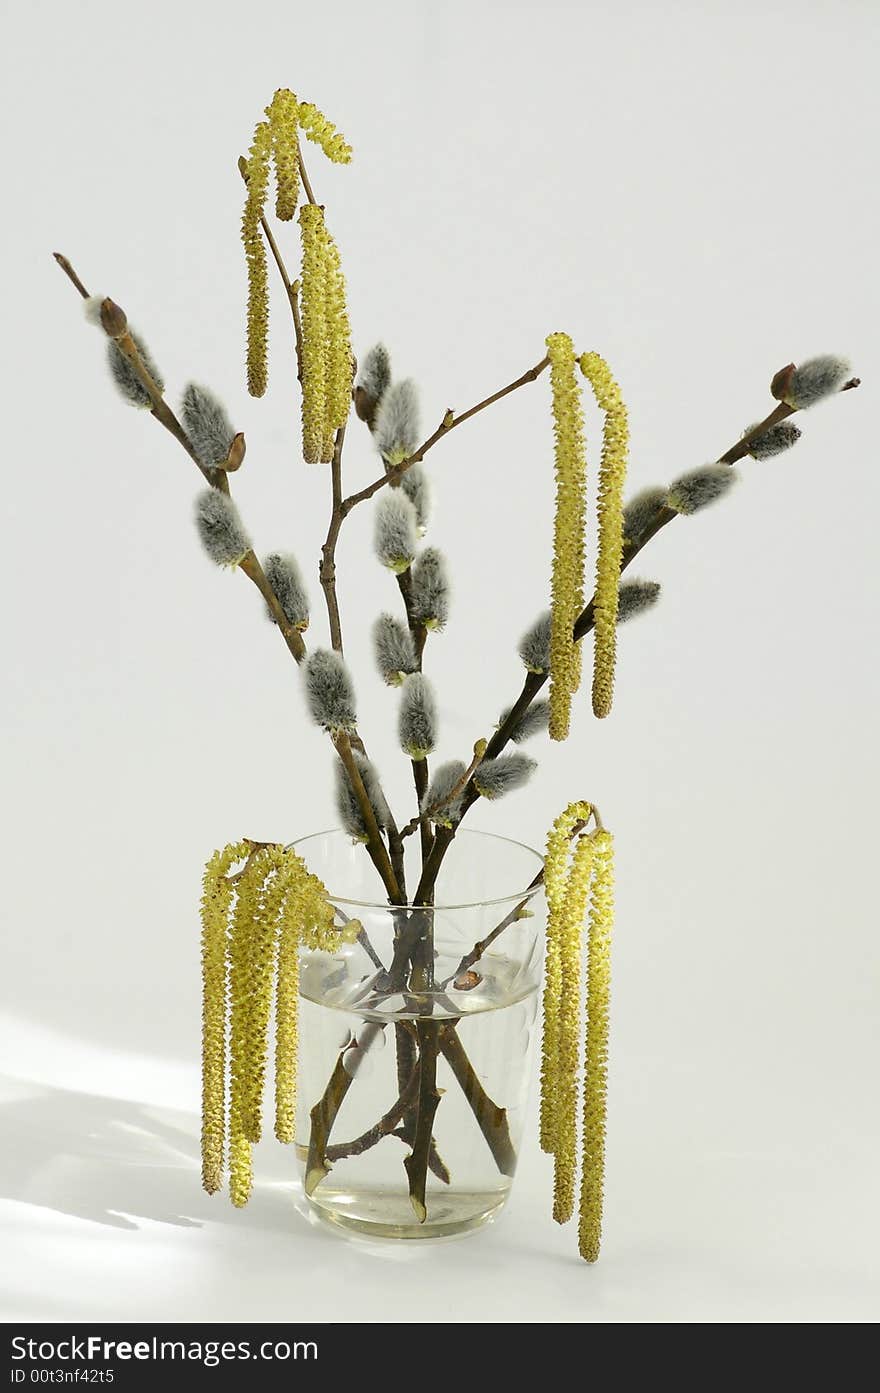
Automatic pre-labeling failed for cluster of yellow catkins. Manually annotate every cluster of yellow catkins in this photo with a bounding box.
[546,335,629,735]
[241,89,353,434]
[200,839,352,1207]
[540,802,615,1262]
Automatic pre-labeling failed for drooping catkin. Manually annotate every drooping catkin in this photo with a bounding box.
[266,88,300,221]
[200,839,340,1199]
[553,834,594,1224]
[200,839,249,1195]
[296,102,353,164]
[299,204,329,463]
[242,120,273,398]
[579,352,629,719]
[546,333,587,741]
[228,847,271,1207]
[540,803,592,1153]
[274,876,301,1145]
[578,829,614,1263]
[322,225,353,448]
[241,850,287,1143]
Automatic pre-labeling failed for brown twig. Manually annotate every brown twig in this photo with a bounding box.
[320,429,347,653]
[400,738,488,839]
[403,1020,443,1221]
[439,1025,516,1177]
[341,355,551,515]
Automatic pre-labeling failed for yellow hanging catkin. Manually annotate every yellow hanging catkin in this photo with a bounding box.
[228,847,272,1207]
[579,353,629,719]
[546,333,588,741]
[241,849,288,1142]
[274,876,302,1145]
[200,839,249,1195]
[540,801,593,1152]
[242,121,273,399]
[578,828,614,1262]
[275,853,336,1142]
[553,833,595,1225]
[266,88,301,221]
[322,224,353,455]
[296,102,353,164]
[299,204,329,463]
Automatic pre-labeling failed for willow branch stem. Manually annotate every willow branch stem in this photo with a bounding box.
[342,355,551,514]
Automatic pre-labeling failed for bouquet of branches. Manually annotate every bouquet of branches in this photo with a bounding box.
[55,87,858,1261]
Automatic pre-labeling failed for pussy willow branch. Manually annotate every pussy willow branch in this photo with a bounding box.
[53,252,409,904]
[320,428,347,653]
[410,371,862,909]
[342,355,552,515]
[399,739,487,839]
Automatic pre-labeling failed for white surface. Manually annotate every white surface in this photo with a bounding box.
[1,0,878,1324]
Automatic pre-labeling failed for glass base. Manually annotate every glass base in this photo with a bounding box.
[305,1186,508,1240]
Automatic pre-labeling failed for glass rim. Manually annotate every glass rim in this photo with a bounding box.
[288,826,545,912]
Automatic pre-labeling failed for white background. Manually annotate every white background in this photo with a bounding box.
[1,0,878,1323]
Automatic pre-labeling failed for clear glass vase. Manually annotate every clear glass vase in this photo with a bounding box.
[293,828,545,1240]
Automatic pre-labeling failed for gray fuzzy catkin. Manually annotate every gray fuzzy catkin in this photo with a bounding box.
[374,491,418,572]
[497,700,550,743]
[263,552,309,630]
[83,294,106,327]
[181,383,237,468]
[410,547,450,629]
[473,753,536,801]
[785,356,851,409]
[372,613,418,685]
[398,673,438,759]
[356,344,392,408]
[335,752,390,841]
[422,760,467,826]
[194,488,251,567]
[400,464,430,533]
[745,420,802,459]
[666,464,738,515]
[518,611,551,673]
[374,379,420,463]
[617,578,661,623]
[304,649,357,732]
[107,332,164,407]
[623,486,668,542]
